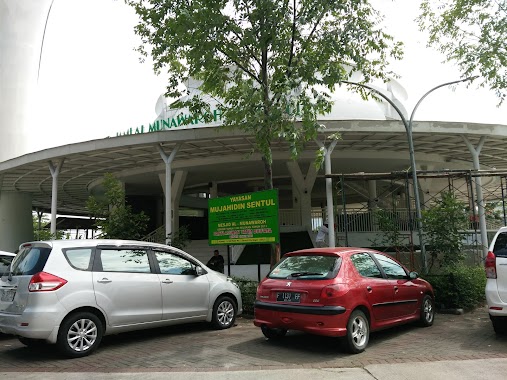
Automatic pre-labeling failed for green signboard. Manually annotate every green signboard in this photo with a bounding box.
[208,189,280,245]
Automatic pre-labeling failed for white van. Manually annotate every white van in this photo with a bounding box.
[485,227,507,334]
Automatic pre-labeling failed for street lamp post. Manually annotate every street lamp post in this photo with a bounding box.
[342,77,475,274]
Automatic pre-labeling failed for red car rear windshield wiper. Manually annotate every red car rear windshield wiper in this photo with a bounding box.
[290,272,324,277]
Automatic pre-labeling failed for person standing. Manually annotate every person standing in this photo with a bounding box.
[315,223,329,247]
[206,249,225,273]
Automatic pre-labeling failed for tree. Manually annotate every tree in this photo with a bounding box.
[125,0,403,264]
[86,173,149,240]
[421,191,469,272]
[418,0,507,104]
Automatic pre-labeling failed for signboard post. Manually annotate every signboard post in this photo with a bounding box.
[208,189,280,280]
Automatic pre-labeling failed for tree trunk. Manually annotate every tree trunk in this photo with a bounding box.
[262,155,279,267]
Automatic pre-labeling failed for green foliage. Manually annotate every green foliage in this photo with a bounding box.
[424,265,486,310]
[125,0,402,176]
[422,192,469,271]
[32,214,66,241]
[369,208,409,252]
[231,277,258,316]
[167,225,192,249]
[418,0,506,104]
[485,201,503,221]
[86,173,149,240]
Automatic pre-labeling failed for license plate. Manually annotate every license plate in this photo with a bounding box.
[276,292,301,303]
[0,289,15,302]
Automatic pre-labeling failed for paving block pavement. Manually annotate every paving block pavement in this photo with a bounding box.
[0,306,506,373]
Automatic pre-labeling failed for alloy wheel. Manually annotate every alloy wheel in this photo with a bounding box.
[351,314,368,348]
[423,297,434,324]
[66,318,98,352]
[217,300,235,327]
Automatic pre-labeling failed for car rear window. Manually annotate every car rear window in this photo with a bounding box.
[10,246,52,276]
[493,232,507,258]
[268,255,341,280]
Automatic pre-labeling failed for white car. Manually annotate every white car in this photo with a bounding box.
[0,250,16,276]
[485,227,507,334]
[0,240,242,357]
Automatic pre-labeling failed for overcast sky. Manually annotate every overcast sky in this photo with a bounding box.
[29,0,506,153]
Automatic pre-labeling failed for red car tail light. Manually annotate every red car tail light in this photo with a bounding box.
[485,251,497,279]
[256,285,261,299]
[320,284,348,303]
[28,272,68,292]
[256,284,268,300]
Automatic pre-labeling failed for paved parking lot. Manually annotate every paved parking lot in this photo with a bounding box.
[0,306,506,373]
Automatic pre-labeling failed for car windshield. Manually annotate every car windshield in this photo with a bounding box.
[268,255,341,280]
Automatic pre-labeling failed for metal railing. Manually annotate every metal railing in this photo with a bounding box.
[142,225,166,243]
[142,209,505,244]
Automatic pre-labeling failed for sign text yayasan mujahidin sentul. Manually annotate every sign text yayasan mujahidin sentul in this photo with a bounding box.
[208,189,280,245]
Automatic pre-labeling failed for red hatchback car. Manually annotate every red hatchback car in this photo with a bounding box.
[254,247,434,353]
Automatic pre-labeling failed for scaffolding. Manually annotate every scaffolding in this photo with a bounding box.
[326,169,507,271]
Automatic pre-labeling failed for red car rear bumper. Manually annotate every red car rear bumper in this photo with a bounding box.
[254,301,348,337]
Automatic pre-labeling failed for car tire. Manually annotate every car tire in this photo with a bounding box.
[211,295,237,329]
[345,309,369,354]
[491,316,507,335]
[419,295,435,327]
[18,337,47,347]
[56,311,103,358]
[261,325,287,340]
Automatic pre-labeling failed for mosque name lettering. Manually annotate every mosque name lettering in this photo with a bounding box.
[115,103,301,137]
[115,109,223,136]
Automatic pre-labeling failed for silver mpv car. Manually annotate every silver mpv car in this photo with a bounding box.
[0,240,242,357]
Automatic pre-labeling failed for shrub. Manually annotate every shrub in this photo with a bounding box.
[424,265,486,311]
[231,277,258,316]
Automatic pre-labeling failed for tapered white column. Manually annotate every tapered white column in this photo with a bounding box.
[171,170,187,233]
[158,144,181,244]
[316,140,338,247]
[287,161,317,229]
[463,136,488,258]
[48,159,64,236]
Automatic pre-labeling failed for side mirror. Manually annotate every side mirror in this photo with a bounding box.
[409,271,419,280]
[195,266,205,276]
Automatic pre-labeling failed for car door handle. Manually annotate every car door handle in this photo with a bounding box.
[366,286,372,292]
[161,279,173,284]
[394,286,399,293]
[97,278,112,283]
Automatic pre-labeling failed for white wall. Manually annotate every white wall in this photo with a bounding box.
[0,0,53,162]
